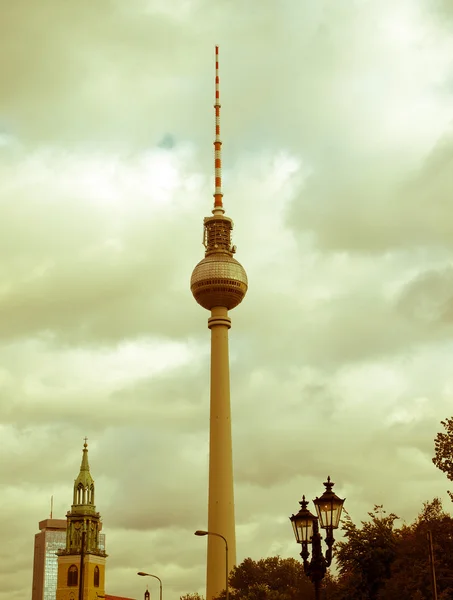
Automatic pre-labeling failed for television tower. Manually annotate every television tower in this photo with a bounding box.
[191,46,248,600]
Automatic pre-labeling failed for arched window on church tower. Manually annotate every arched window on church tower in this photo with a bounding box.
[68,565,78,587]
[94,565,100,587]
[77,483,84,504]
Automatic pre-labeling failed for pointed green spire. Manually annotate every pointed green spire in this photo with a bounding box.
[73,438,95,508]
[79,437,90,475]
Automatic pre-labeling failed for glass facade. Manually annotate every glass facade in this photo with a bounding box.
[44,529,67,600]
[32,520,68,600]
[99,533,106,552]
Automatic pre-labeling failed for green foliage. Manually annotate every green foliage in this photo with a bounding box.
[215,556,316,600]
[433,418,453,502]
[376,498,453,599]
[332,499,453,600]
[332,505,399,600]
[180,594,204,600]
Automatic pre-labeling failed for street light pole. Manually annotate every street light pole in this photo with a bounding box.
[427,531,438,600]
[79,528,86,600]
[303,518,326,600]
[137,572,163,600]
[194,530,229,600]
[290,477,345,600]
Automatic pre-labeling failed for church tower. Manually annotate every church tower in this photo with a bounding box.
[56,440,107,600]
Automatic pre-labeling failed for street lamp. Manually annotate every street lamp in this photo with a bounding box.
[290,477,345,600]
[194,530,229,600]
[137,572,163,600]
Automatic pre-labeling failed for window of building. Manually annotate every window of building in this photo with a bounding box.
[76,484,84,504]
[94,566,100,587]
[68,565,78,587]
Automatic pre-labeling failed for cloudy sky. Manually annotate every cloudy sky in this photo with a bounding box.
[2,0,453,598]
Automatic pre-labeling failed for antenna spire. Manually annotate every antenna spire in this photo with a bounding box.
[213,45,224,214]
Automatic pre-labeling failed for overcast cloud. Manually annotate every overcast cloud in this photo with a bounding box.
[1,0,453,598]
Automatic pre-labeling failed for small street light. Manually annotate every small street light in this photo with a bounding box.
[194,530,229,600]
[290,477,345,600]
[137,572,163,600]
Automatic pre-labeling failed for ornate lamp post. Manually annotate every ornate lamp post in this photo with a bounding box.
[290,477,345,600]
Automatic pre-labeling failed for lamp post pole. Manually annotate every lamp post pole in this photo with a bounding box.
[427,531,438,600]
[79,528,86,600]
[290,477,345,600]
[194,530,229,600]
[137,572,163,600]
[303,518,325,600]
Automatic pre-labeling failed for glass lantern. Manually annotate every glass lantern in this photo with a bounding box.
[290,496,318,544]
[313,476,345,530]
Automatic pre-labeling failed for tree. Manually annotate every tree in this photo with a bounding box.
[332,505,399,600]
[433,417,453,502]
[181,595,204,600]
[330,499,453,600]
[376,498,453,599]
[214,556,318,600]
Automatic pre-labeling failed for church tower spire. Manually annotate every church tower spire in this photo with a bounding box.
[72,438,95,510]
[56,440,107,600]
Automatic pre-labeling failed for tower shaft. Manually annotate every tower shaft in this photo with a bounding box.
[206,306,236,600]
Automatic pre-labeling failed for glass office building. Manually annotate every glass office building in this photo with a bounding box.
[32,519,67,600]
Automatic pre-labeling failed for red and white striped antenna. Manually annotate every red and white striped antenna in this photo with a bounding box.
[213,45,224,214]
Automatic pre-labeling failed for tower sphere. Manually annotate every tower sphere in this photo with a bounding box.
[191,253,248,311]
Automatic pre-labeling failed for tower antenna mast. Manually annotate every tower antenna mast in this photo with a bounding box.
[213,45,224,215]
